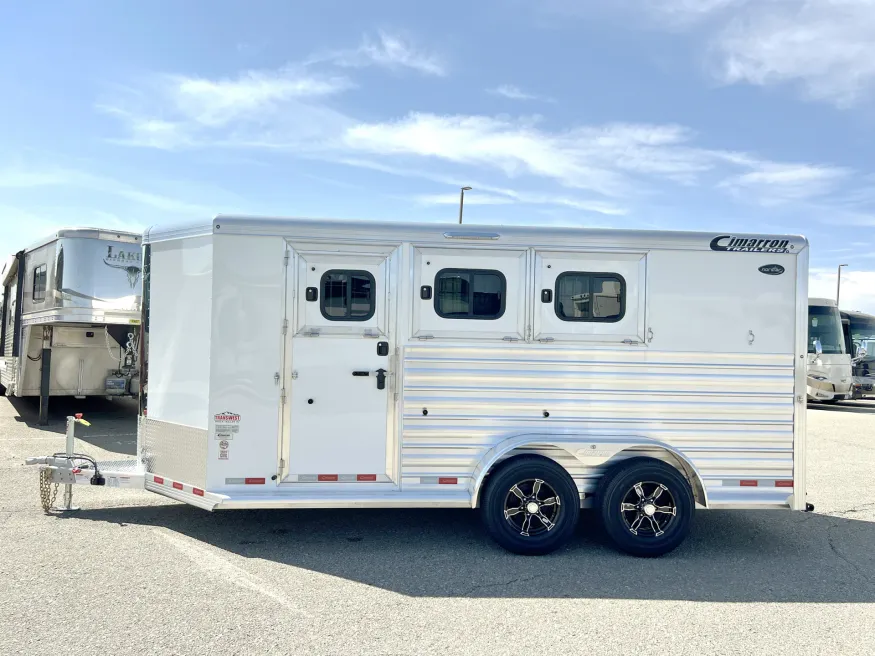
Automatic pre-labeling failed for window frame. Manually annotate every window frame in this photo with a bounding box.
[554,271,626,323]
[433,268,507,321]
[32,264,47,304]
[319,269,376,322]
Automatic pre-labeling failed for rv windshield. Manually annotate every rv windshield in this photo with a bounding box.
[808,305,845,355]
[848,314,875,362]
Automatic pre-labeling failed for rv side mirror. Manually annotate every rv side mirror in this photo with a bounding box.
[420,285,432,300]
[541,289,552,303]
[306,287,318,302]
[814,339,823,356]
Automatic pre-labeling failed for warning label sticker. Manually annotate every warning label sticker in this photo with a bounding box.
[214,411,241,440]
[218,439,230,460]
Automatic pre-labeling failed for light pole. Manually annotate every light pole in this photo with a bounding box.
[458,186,472,224]
[837,263,848,306]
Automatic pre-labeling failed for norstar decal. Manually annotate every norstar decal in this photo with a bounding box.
[710,235,792,253]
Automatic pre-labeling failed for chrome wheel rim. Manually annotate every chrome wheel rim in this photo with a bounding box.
[620,481,677,538]
[503,478,561,537]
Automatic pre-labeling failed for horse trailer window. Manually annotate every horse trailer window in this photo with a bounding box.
[320,270,376,321]
[435,269,506,320]
[555,272,625,322]
[32,265,47,303]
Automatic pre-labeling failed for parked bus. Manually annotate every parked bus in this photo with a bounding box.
[806,298,852,403]
[841,309,874,400]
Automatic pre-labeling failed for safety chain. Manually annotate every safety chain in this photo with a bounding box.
[39,468,59,513]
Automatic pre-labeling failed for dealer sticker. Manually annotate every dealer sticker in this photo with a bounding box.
[214,411,240,440]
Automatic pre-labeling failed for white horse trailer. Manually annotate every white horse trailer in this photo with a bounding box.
[27,217,811,556]
[2,229,142,423]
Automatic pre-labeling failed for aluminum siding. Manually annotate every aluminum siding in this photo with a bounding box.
[401,344,794,499]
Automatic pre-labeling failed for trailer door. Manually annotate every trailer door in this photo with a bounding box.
[283,247,397,484]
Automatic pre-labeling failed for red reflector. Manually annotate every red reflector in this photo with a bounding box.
[245,478,266,485]
[438,477,458,485]
[154,476,164,484]
[775,480,794,488]
[357,474,377,482]
[318,474,339,482]
[193,488,205,496]
[172,482,183,490]
[740,480,758,487]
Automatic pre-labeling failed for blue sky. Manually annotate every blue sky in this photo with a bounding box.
[1,0,873,311]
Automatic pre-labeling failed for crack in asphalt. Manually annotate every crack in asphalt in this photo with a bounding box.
[461,573,548,596]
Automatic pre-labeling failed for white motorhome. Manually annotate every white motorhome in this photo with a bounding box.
[27,218,810,557]
[1,229,142,422]
[806,298,852,404]
[842,310,874,400]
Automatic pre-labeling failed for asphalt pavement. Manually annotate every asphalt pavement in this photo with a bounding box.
[1,396,873,655]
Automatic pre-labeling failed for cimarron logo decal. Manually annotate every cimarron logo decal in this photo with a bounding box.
[710,235,792,254]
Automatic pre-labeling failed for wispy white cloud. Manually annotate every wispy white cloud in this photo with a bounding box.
[413,192,514,206]
[717,161,851,206]
[309,31,446,77]
[488,84,555,103]
[810,267,875,314]
[0,165,216,216]
[640,0,875,107]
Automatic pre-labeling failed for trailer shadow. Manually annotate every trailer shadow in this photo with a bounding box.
[8,396,138,454]
[71,503,875,603]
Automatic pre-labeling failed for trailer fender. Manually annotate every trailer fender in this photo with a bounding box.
[470,434,708,509]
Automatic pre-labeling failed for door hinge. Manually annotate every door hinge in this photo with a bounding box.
[283,252,290,267]
[394,392,399,403]
[280,388,287,403]
[622,339,640,345]
[306,330,320,337]
[282,319,289,335]
[538,337,554,343]
[502,336,520,342]
[279,458,286,469]
[417,335,434,340]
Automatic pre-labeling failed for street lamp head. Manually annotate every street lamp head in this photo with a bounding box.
[839,263,849,267]
[461,186,472,191]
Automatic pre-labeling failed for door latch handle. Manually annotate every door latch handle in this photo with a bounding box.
[352,371,370,377]
[375,368,387,390]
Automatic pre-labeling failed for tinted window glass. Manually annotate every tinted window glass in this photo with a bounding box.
[32,265,47,303]
[435,269,505,320]
[808,305,844,354]
[555,272,625,322]
[320,270,375,321]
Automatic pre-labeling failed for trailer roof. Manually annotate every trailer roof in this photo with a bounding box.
[144,214,809,254]
[24,228,141,253]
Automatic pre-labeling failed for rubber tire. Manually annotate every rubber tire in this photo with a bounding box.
[597,457,694,558]
[481,456,580,556]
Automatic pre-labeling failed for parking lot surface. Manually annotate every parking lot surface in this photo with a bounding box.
[1,397,874,655]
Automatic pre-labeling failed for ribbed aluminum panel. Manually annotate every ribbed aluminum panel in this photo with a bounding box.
[140,417,207,489]
[401,345,795,499]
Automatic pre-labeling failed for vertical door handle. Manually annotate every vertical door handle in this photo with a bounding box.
[375,368,387,390]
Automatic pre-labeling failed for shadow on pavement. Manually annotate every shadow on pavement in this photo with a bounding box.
[808,401,875,414]
[8,396,138,454]
[67,502,875,602]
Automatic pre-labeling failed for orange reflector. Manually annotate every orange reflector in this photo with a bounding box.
[193,488,205,497]
[172,482,183,490]
[318,474,338,482]
[357,474,377,482]
[244,478,266,485]
[154,476,164,484]
[740,480,758,487]
[438,477,458,485]
[775,480,794,488]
